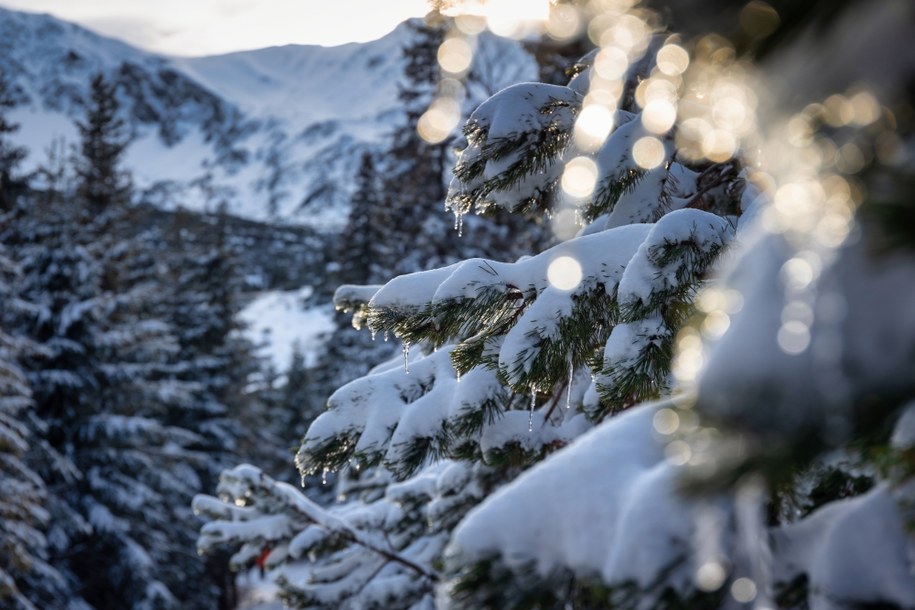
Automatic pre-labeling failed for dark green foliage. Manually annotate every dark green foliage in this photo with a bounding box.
[74,73,132,221]
[383,16,451,276]
[447,555,730,610]
[0,69,285,609]
[450,105,576,218]
[0,70,27,211]
[0,247,73,610]
[337,152,390,286]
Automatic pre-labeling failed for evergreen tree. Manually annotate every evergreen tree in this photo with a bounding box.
[381,13,452,276]
[338,152,389,287]
[195,33,744,608]
[73,73,131,224]
[0,70,27,211]
[167,205,277,468]
[0,247,75,610]
[6,71,229,610]
[195,3,914,610]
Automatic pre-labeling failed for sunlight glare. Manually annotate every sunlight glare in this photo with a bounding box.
[642,99,677,134]
[547,256,584,291]
[438,37,474,74]
[574,104,615,151]
[451,0,551,39]
[417,98,461,144]
[561,156,599,198]
[656,44,690,76]
[632,136,666,169]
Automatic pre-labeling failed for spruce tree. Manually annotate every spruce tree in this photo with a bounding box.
[0,247,75,610]
[74,73,131,224]
[0,70,27,211]
[338,152,389,287]
[381,13,452,276]
[199,3,915,609]
[8,71,227,610]
[195,32,744,608]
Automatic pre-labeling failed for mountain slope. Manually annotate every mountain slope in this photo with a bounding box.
[1,7,537,229]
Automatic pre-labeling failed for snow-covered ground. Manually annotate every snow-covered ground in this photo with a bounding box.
[238,287,334,373]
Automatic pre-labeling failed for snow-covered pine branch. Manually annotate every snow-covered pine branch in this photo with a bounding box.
[198,35,748,609]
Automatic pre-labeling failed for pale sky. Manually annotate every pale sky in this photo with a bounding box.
[0,0,433,56]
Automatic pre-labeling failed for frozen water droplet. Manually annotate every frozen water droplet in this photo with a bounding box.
[403,343,410,374]
[456,370,461,383]
[566,360,574,409]
[371,329,376,341]
[458,213,464,238]
[528,393,536,432]
[384,331,389,342]
[321,468,328,486]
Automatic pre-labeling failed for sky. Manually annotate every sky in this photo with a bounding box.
[0,0,433,56]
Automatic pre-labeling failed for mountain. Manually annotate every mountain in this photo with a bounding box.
[0,7,537,229]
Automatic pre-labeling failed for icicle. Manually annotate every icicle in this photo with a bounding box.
[455,369,461,383]
[321,468,328,486]
[384,331,389,342]
[528,392,536,433]
[403,342,410,374]
[370,329,376,341]
[453,210,465,237]
[566,359,574,409]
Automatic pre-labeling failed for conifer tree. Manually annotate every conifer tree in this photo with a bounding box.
[338,152,389,287]
[0,247,75,610]
[381,13,453,276]
[195,31,745,608]
[0,70,27,211]
[197,1,914,608]
[74,73,131,223]
[4,71,234,610]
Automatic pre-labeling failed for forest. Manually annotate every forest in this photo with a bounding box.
[1,1,914,609]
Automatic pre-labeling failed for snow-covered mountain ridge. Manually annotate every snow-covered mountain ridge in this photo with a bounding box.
[0,7,537,229]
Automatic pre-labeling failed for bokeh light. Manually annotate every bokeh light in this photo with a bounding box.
[448,0,551,39]
[437,36,473,74]
[417,97,461,144]
[574,103,615,151]
[561,156,599,198]
[632,136,666,169]
[656,44,690,76]
[695,561,727,592]
[547,256,583,291]
[642,99,677,134]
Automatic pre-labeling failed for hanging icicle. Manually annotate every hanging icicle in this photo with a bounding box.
[528,392,536,433]
[566,358,574,409]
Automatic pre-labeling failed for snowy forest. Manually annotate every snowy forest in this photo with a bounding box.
[1,0,914,609]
